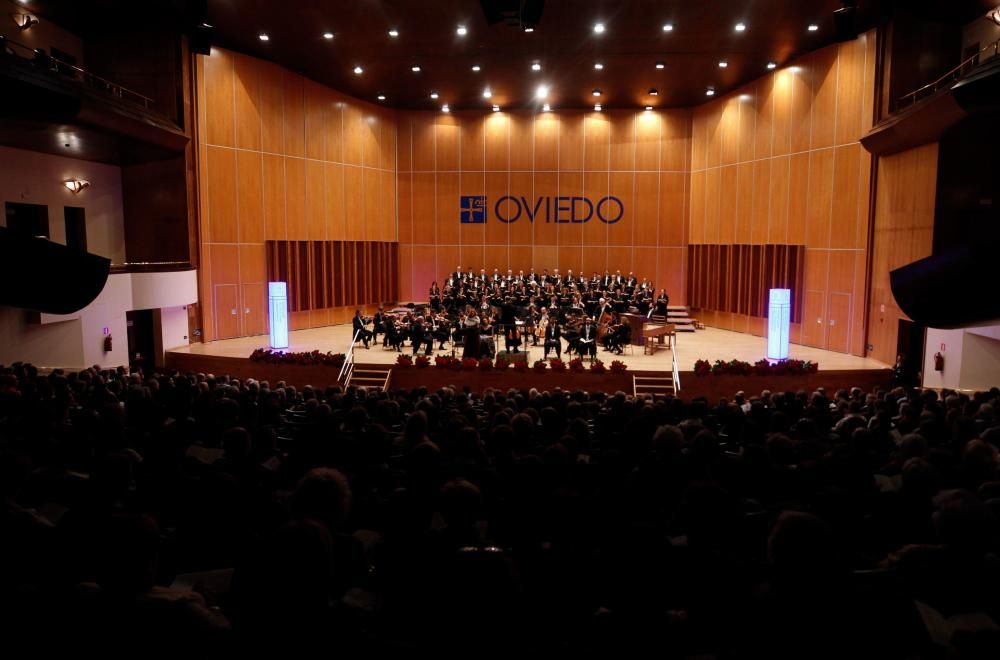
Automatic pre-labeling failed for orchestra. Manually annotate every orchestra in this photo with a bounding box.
[353,265,668,361]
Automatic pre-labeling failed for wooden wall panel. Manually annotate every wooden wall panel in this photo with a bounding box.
[687,34,875,355]
[196,47,397,341]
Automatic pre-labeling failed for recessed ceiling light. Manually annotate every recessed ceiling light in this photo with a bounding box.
[718,61,728,68]
[592,88,602,96]
[767,61,777,69]
[735,22,746,32]
[535,84,549,99]
[258,33,269,41]
[388,29,399,37]
[594,103,602,112]
[648,88,659,95]
[456,25,467,36]
[492,104,500,112]
[542,103,551,111]
[662,23,674,32]
[471,64,481,72]
[322,32,334,40]
[430,91,439,99]
[593,22,605,34]
[531,62,541,71]
[353,66,363,74]
[442,104,450,113]
[524,26,534,32]
[411,65,421,72]
[655,62,665,69]
[706,87,715,96]
[645,105,653,111]
[808,23,819,31]
[377,94,386,101]
[483,87,492,98]
[594,62,604,70]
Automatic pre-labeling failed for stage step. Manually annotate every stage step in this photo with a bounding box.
[347,366,392,391]
[633,374,675,397]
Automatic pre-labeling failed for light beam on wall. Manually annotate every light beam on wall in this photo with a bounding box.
[268,281,288,349]
[767,288,791,361]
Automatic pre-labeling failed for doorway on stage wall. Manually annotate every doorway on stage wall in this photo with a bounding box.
[127,309,155,375]
[895,318,926,388]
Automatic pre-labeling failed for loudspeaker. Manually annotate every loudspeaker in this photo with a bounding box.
[833,4,857,42]
[191,23,213,55]
[479,0,545,28]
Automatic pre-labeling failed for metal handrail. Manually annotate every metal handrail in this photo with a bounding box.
[671,344,681,393]
[898,37,1000,110]
[2,35,154,108]
[338,328,361,383]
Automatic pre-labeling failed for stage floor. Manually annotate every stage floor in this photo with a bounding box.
[169,325,889,373]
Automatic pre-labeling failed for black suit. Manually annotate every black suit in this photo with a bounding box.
[544,323,562,359]
[411,322,432,356]
[352,315,371,348]
[578,324,597,358]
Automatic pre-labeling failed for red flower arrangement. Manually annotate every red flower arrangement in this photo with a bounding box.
[250,348,346,368]
[513,360,529,373]
[479,357,494,371]
[533,359,548,372]
[463,358,479,371]
[549,358,567,373]
[495,355,511,370]
[693,357,819,376]
[396,354,413,368]
[414,355,431,369]
[589,359,606,374]
[609,360,628,374]
[435,355,456,369]
[568,357,585,373]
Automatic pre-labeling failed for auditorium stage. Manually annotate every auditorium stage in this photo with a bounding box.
[165,324,892,398]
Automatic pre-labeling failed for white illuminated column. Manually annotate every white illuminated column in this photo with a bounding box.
[268,282,289,349]
[767,288,791,361]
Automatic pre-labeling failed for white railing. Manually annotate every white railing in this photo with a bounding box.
[671,344,681,393]
[338,329,361,384]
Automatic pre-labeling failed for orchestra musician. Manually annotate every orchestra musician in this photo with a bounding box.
[543,316,562,359]
[352,309,371,349]
[372,307,387,346]
[462,310,480,359]
[410,318,433,356]
[578,317,598,360]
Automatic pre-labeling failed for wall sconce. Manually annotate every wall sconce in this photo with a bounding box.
[63,179,90,194]
[989,9,1000,27]
[12,12,39,30]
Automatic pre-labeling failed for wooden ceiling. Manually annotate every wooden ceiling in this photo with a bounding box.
[25,0,1000,110]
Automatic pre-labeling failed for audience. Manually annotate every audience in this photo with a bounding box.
[0,360,998,657]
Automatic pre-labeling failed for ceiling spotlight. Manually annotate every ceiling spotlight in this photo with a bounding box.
[12,12,38,30]
[718,61,728,68]
[483,87,492,98]
[411,65,421,72]
[734,22,746,32]
[471,64,481,71]
[706,87,715,96]
[542,103,551,112]
[258,33,269,42]
[63,179,90,194]
[655,62,665,69]
[531,62,541,71]
[430,91,439,99]
[353,66,363,74]
[535,84,549,99]
[388,29,399,37]
[322,32,334,40]
[442,104,450,113]
[808,23,819,31]
[645,106,653,111]
[767,61,777,69]
[648,88,659,96]
[662,23,674,32]
[593,22,605,34]
[377,94,386,101]
[492,104,500,112]
[524,26,534,32]
[594,62,604,70]
[456,25,467,36]
[594,103,602,112]
[592,88,602,96]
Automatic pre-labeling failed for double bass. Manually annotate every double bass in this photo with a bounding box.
[596,304,611,340]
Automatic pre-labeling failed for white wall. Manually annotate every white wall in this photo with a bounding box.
[923,328,965,390]
[923,324,1000,392]
[155,305,190,364]
[960,332,1000,391]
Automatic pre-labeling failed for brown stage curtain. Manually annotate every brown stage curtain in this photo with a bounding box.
[266,240,399,312]
[686,244,804,322]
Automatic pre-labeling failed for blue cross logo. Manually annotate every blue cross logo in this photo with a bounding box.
[460,195,487,223]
